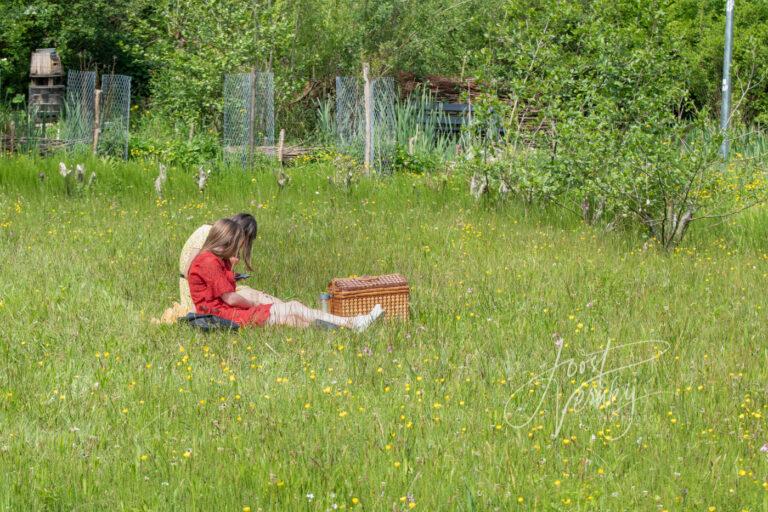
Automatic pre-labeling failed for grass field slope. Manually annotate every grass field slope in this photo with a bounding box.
[1,156,767,510]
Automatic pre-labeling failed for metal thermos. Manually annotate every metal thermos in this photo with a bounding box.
[319,293,331,313]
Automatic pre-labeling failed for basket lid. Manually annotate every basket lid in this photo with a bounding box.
[329,273,408,292]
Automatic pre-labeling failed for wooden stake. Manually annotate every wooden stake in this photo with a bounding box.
[363,62,372,175]
[92,89,102,155]
[277,128,285,165]
[467,80,473,127]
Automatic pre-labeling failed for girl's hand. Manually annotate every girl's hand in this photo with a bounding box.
[229,256,239,267]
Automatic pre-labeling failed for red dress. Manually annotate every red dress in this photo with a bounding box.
[187,251,272,327]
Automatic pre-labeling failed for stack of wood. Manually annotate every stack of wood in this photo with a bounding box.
[396,72,480,102]
[396,72,552,142]
[0,134,67,155]
[255,145,317,163]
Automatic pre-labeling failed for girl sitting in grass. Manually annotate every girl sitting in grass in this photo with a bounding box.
[187,218,383,330]
[179,213,282,310]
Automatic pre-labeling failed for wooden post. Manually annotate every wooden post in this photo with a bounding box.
[277,128,285,165]
[92,89,102,155]
[248,69,256,171]
[466,80,473,127]
[363,62,372,175]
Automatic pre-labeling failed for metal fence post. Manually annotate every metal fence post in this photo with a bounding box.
[720,0,735,158]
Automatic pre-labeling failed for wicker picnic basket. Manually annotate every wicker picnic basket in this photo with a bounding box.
[328,274,409,320]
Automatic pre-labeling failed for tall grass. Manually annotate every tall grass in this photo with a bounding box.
[1,156,768,509]
[313,98,336,146]
[0,103,55,154]
[393,87,458,161]
[314,87,462,166]
[727,123,768,159]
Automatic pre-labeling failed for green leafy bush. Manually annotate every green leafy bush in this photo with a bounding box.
[391,144,441,175]
[128,114,219,169]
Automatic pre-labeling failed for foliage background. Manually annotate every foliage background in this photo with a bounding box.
[1,0,767,128]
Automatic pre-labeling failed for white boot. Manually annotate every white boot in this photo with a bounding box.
[351,304,384,332]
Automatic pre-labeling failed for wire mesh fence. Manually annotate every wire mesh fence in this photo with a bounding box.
[63,70,96,149]
[0,105,70,154]
[254,71,275,147]
[335,75,396,172]
[335,76,363,157]
[372,77,396,172]
[99,74,131,159]
[223,71,275,169]
[223,73,251,168]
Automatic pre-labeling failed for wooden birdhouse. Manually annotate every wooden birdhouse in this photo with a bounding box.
[29,48,65,122]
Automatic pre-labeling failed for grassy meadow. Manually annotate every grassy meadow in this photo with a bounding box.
[1,155,768,511]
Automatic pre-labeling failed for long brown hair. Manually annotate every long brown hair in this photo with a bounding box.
[200,219,244,262]
[230,213,257,271]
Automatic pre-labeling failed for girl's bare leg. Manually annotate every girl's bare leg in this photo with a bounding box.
[237,285,285,305]
[266,301,383,330]
[267,300,353,328]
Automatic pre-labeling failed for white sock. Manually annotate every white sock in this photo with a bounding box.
[351,304,384,332]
